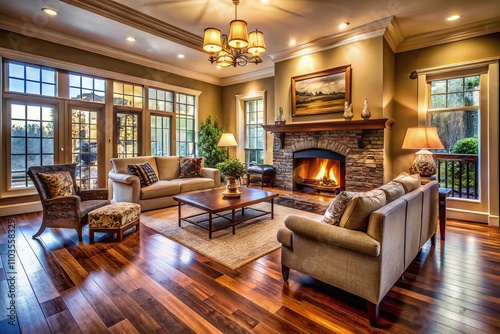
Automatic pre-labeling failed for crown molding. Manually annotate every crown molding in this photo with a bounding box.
[220,66,275,86]
[269,16,397,63]
[59,0,203,50]
[384,17,404,52]
[0,15,222,86]
[396,17,500,53]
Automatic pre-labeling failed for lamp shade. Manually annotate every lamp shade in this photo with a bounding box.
[402,127,444,149]
[228,19,248,49]
[218,133,238,147]
[202,28,222,53]
[248,30,266,54]
[216,50,233,67]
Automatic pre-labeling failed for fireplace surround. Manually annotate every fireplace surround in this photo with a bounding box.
[263,119,394,193]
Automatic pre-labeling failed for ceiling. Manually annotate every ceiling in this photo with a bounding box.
[1,0,500,86]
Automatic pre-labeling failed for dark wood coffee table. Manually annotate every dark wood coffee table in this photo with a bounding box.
[173,187,279,239]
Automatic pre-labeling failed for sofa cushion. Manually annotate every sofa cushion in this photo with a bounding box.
[175,178,215,193]
[377,181,405,203]
[155,156,182,180]
[38,171,76,198]
[127,162,159,187]
[179,157,203,178]
[339,189,387,231]
[393,172,421,193]
[140,180,180,200]
[322,191,359,225]
[111,156,158,175]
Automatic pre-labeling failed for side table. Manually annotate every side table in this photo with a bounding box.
[438,188,452,240]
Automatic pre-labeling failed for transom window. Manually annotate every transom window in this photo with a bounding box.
[69,73,105,102]
[176,93,196,157]
[429,76,480,110]
[7,61,56,97]
[113,82,143,108]
[148,88,174,112]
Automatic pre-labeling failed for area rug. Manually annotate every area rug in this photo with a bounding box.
[140,202,323,270]
[275,193,331,215]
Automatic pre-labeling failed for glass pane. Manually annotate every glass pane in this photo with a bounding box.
[157,89,165,100]
[26,81,40,95]
[27,106,41,120]
[9,78,25,93]
[11,120,26,136]
[158,101,165,111]
[26,66,40,81]
[124,84,133,95]
[464,76,479,90]
[430,109,479,152]
[149,100,156,110]
[134,97,143,108]
[42,69,56,84]
[9,63,25,78]
[42,83,55,96]
[27,138,41,154]
[41,107,53,121]
[70,87,81,99]
[11,104,26,119]
[82,76,93,89]
[11,138,25,154]
[42,121,54,137]
[430,80,446,94]
[465,91,480,107]
[69,74,80,87]
[94,91,105,102]
[447,93,463,108]
[447,78,463,93]
[187,95,194,104]
[134,85,142,96]
[95,79,105,91]
[42,139,54,153]
[430,95,446,109]
[113,82,123,94]
[149,88,156,99]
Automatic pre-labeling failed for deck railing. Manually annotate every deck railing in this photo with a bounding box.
[434,153,478,199]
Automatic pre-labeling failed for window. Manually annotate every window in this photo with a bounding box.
[113,82,143,108]
[69,73,105,102]
[10,102,55,188]
[176,93,196,157]
[244,98,265,166]
[7,61,56,97]
[151,115,171,156]
[148,87,174,112]
[116,112,140,157]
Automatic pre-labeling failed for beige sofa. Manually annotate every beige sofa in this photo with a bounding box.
[108,156,220,211]
[277,179,439,326]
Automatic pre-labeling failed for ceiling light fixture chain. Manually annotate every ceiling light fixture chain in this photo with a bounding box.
[202,0,266,68]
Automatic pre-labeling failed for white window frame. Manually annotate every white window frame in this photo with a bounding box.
[235,90,266,162]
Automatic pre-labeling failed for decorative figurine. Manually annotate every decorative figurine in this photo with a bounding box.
[343,101,353,121]
[361,97,371,120]
[275,107,286,125]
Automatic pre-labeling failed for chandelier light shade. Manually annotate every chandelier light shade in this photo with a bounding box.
[202,0,265,67]
[202,28,223,53]
[402,127,444,177]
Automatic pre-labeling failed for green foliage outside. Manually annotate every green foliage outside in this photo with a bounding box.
[216,158,246,177]
[198,116,226,168]
[451,137,478,154]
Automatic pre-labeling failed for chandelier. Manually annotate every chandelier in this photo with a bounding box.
[202,0,266,67]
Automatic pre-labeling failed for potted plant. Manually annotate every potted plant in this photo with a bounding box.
[216,158,246,198]
[198,116,227,168]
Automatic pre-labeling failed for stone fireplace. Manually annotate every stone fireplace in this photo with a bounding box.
[263,119,394,193]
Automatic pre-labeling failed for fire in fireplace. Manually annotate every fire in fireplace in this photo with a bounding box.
[293,149,346,193]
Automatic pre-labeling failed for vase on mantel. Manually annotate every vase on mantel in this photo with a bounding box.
[361,97,371,120]
[343,101,353,121]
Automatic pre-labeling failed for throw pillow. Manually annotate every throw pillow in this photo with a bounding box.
[179,157,203,178]
[127,162,159,187]
[38,171,75,199]
[377,181,405,203]
[339,189,387,231]
[322,191,359,225]
[393,172,421,193]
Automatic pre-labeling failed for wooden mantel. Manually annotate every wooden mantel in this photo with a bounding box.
[261,118,395,149]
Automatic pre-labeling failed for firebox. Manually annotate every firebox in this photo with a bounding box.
[293,148,346,194]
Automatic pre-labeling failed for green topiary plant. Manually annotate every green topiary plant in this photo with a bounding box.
[215,158,246,177]
[451,137,478,154]
[198,116,227,168]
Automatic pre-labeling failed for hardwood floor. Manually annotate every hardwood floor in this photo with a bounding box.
[1,189,500,333]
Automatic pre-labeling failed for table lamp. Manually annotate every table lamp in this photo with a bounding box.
[402,127,444,177]
[218,132,238,158]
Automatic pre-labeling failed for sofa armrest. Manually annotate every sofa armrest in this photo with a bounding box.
[283,214,380,257]
[107,171,141,204]
[108,171,139,184]
[200,167,221,188]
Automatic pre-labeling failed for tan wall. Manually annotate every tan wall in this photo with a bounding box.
[392,33,500,175]
[274,37,385,123]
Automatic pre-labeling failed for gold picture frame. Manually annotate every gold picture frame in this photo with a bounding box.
[291,65,351,116]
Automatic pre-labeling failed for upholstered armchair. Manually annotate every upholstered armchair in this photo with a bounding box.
[27,163,109,241]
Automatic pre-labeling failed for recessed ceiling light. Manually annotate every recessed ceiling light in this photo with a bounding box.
[289,39,297,46]
[126,36,136,42]
[338,22,350,29]
[42,8,58,16]
[177,54,185,59]
[446,15,461,21]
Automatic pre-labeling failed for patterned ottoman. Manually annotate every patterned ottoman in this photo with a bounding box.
[88,202,141,244]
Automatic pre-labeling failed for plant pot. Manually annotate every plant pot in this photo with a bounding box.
[222,175,241,198]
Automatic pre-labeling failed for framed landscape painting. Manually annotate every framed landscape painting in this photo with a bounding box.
[291,65,351,116]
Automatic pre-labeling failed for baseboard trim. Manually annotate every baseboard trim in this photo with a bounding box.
[0,201,41,217]
[447,207,489,224]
